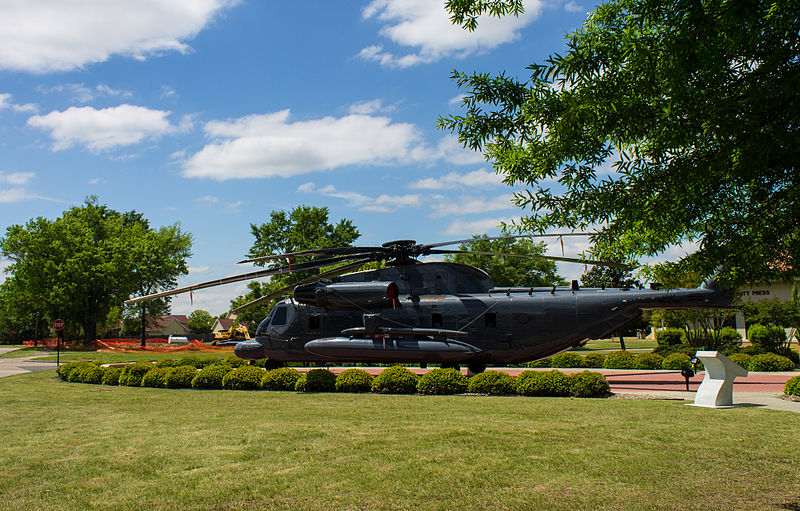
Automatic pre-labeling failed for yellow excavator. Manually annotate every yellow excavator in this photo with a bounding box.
[212,324,251,345]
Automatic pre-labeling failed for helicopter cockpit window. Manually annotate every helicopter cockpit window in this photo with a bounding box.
[271,306,288,327]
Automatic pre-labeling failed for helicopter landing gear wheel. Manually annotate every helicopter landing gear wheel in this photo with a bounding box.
[467,361,486,375]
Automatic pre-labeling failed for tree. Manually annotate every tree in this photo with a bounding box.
[580,261,640,289]
[0,197,192,343]
[230,206,361,326]
[444,233,565,287]
[188,310,215,334]
[439,0,799,284]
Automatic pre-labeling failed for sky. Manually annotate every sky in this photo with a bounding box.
[0,0,690,316]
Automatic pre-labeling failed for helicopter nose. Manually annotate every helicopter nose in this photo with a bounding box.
[234,340,267,360]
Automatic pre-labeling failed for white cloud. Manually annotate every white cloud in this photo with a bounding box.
[0,188,37,203]
[441,216,517,236]
[195,195,220,203]
[429,193,515,218]
[0,172,35,186]
[298,182,421,213]
[183,110,427,180]
[0,0,237,73]
[348,99,397,115]
[0,93,38,113]
[564,1,584,12]
[360,0,542,68]
[27,104,177,152]
[188,265,210,274]
[410,168,503,190]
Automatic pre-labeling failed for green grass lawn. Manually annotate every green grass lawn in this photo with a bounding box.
[1,370,798,510]
[0,346,47,359]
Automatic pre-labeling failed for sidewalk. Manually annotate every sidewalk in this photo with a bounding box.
[0,347,58,378]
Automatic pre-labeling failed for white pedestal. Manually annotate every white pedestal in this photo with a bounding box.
[691,351,748,408]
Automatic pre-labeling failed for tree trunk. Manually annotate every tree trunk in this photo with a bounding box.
[141,304,146,347]
[83,320,97,345]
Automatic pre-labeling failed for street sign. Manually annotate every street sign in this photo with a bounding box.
[53,319,64,331]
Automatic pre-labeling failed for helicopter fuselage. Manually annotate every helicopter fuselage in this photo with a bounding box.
[234,262,733,368]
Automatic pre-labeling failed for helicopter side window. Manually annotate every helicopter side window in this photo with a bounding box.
[431,313,443,328]
[308,314,321,330]
[271,306,288,327]
[484,312,496,327]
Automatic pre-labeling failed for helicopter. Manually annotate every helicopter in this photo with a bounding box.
[125,235,733,374]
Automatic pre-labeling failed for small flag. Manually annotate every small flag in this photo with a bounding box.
[190,291,193,306]
[560,236,564,256]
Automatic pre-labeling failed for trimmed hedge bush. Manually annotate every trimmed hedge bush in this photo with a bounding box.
[655,328,684,346]
[199,355,223,367]
[775,347,799,365]
[550,352,584,368]
[371,366,418,394]
[335,369,373,393]
[165,365,197,388]
[294,375,307,391]
[261,367,303,391]
[569,371,610,397]
[119,362,155,386]
[728,353,752,369]
[101,366,122,386]
[662,353,691,370]
[516,370,573,397]
[784,375,800,397]
[603,350,636,369]
[747,324,786,352]
[141,367,172,388]
[154,358,178,368]
[467,370,516,395]
[176,355,204,368]
[417,368,468,395]
[747,353,794,372]
[67,362,104,384]
[222,366,265,390]
[58,361,93,381]
[191,364,230,389]
[634,353,664,370]
[717,327,743,347]
[526,357,553,368]
[301,369,337,392]
[583,352,606,368]
[224,354,249,368]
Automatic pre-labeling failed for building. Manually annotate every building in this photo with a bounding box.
[735,277,799,338]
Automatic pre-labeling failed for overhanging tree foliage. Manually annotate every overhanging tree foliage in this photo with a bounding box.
[0,197,191,343]
[444,233,565,287]
[230,205,361,327]
[439,0,799,284]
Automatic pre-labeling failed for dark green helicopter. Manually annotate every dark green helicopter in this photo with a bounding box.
[125,236,733,374]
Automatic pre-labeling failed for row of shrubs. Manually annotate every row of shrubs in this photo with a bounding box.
[58,361,611,397]
[529,349,795,372]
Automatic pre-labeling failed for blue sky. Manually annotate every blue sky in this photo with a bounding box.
[0,0,621,315]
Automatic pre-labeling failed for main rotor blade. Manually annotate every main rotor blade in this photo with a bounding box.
[229,258,372,314]
[238,247,383,264]
[423,233,595,249]
[428,249,632,269]
[124,254,370,305]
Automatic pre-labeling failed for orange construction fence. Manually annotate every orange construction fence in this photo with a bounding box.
[22,338,234,353]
